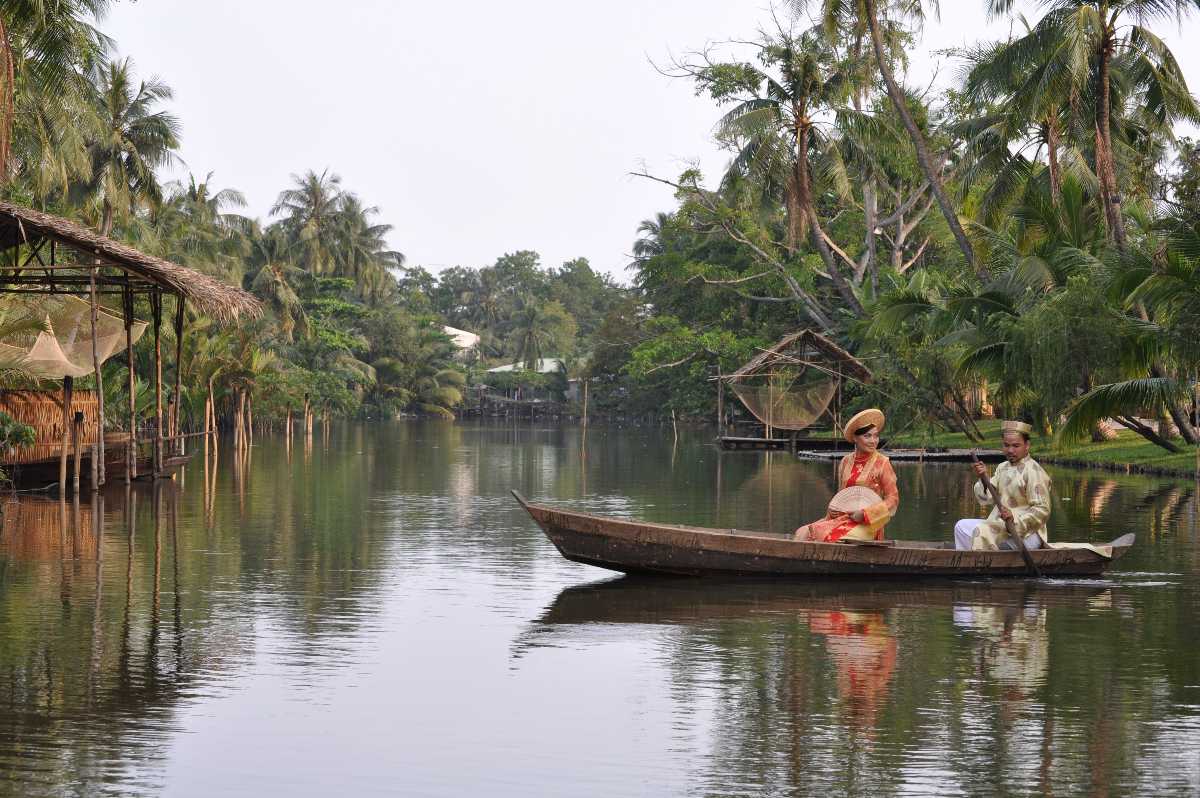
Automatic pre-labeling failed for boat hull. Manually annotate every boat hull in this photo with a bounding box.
[514,493,1132,578]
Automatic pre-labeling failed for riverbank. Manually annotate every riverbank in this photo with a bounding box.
[886,420,1200,479]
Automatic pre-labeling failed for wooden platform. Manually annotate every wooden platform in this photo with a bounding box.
[795,447,1005,463]
[718,436,792,450]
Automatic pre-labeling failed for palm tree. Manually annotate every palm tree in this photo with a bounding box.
[0,0,110,182]
[1061,213,1200,448]
[632,212,671,261]
[246,223,309,341]
[982,0,1200,254]
[334,192,404,302]
[270,168,343,275]
[799,0,983,277]
[695,24,864,313]
[74,57,180,235]
[511,301,553,371]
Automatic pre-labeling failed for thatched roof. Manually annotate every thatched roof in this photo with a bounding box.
[0,201,261,321]
[727,330,872,383]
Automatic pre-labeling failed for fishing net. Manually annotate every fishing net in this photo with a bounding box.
[729,369,838,431]
[0,295,147,379]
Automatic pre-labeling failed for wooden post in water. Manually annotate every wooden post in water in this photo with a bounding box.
[72,410,83,495]
[152,291,163,479]
[88,266,106,486]
[123,286,136,482]
[716,366,724,433]
[582,379,588,427]
[172,296,185,458]
[59,375,74,492]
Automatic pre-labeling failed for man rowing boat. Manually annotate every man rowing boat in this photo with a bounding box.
[953,420,1052,552]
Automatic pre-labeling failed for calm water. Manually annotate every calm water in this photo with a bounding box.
[1,421,1197,797]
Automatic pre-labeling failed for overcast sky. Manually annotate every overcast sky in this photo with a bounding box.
[102,2,1200,281]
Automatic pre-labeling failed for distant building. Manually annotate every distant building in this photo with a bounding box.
[486,358,563,374]
[442,325,479,360]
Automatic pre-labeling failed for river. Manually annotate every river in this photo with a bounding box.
[0,421,1197,796]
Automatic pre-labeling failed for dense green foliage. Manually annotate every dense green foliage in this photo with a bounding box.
[0,2,1198,452]
[586,1,1200,450]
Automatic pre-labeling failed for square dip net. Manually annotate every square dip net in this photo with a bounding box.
[725,331,871,432]
[0,295,147,380]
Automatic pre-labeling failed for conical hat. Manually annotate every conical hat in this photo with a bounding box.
[828,485,883,515]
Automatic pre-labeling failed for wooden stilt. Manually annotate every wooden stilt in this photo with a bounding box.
[72,411,83,495]
[59,375,74,492]
[124,286,136,482]
[88,267,106,486]
[152,291,163,478]
[716,366,724,433]
[172,296,185,457]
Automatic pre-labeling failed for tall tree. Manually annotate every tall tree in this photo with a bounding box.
[270,168,344,275]
[0,0,110,182]
[75,57,180,235]
[983,0,1200,254]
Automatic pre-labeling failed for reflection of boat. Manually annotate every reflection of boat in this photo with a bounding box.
[535,577,1114,626]
[512,491,1134,578]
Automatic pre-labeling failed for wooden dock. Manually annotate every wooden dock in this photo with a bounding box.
[718,435,852,452]
[795,447,1005,463]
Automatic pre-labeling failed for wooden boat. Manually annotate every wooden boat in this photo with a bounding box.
[511,491,1135,578]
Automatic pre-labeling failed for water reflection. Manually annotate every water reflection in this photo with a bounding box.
[0,423,1196,797]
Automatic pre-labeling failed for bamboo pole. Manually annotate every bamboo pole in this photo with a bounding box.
[152,291,163,478]
[59,375,73,492]
[88,267,106,486]
[72,411,82,495]
[716,366,724,433]
[124,286,136,482]
[172,296,184,458]
[582,378,588,427]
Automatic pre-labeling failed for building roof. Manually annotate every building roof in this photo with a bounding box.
[0,201,261,321]
[442,325,480,349]
[487,357,563,374]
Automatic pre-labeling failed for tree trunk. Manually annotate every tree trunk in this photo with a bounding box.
[863,178,878,292]
[796,120,863,315]
[1046,116,1062,206]
[1095,27,1128,255]
[863,0,981,279]
[0,18,13,185]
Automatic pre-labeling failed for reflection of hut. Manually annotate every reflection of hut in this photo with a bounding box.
[0,201,260,487]
[720,330,872,448]
[0,495,95,559]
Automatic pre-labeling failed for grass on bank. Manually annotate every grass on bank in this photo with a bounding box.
[879,419,1200,477]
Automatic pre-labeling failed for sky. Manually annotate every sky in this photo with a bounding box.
[101,1,1200,281]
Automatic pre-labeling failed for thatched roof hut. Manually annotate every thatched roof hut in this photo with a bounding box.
[0,201,260,321]
[0,201,262,486]
[727,330,872,384]
[723,330,871,433]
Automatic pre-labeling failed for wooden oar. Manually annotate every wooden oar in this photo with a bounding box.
[971,451,1042,578]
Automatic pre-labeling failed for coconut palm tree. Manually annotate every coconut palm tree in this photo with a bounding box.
[73,57,180,235]
[246,223,309,341]
[0,0,110,182]
[270,168,343,275]
[511,301,553,372]
[334,192,404,303]
[981,0,1200,254]
[799,0,983,277]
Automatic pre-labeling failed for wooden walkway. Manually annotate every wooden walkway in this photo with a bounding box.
[795,447,1005,463]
